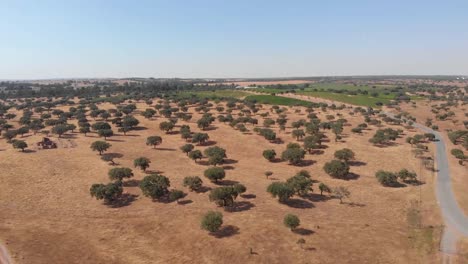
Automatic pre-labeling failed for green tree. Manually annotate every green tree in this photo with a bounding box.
[183,176,203,192]
[180,144,194,155]
[201,211,223,233]
[169,189,185,204]
[90,141,111,155]
[318,183,331,196]
[139,174,170,200]
[292,129,305,140]
[209,186,237,207]
[108,167,134,182]
[267,182,294,202]
[334,148,355,163]
[192,133,209,145]
[286,174,313,196]
[90,182,123,203]
[375,170,399,187]
[159,121,174,133]
[98,129,114,140]
[262,149,276,162]
[12,140,28,152]
[332,186,350,204]
[146,136,163,148]
[52,124,69,138]
[281,148,306,165]
[189,150,203,163]
[283,214,300,231]
[134,157,151,171]
[204,167,226,183]
[323,160,350,179]
[204,146,227,166]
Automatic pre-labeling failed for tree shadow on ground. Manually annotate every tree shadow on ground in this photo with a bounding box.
[108,193,138,208]
[23,149,37,153]
[166,131,179,135]
[133,126,148,131]
[226,201,255,212]
[211,225,240,238]
[348,161,367,166]
[145,170,164,175]
[177,199,193,205]
[195,186,212,193]
[123,179,140,187]
[223,159,238,165]
[155,147,176,151]
[241,194,256,199]
[223,165,236,170]
[346,202,366,207]
[198,140,217,146]
[343,173,360,181]
[293,228,315,236]
[104,153,124,159]
[106,138,125,142]
[308,150,324,155]
[304,193,332,202]
[283,199,314,209]
[203,126,218,131]
[272,138,284,144]
[293,160,315,167]
[217,179,239,186]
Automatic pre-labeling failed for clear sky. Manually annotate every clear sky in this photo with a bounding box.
[1,0,468,79]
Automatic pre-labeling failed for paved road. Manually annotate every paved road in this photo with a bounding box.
[280,93,468,263]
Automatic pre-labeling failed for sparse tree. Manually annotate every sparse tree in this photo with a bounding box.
[139,174,170,200]
[283,214,300,231]
[146,136,163,148]
[201,211,223,233]
[134,157,151,171]
[12,140,28,152]
[332,186,350,204]
[189,150,203,163]
[204,167,226,183]
[183,176,203,192]
[90,141,111,155]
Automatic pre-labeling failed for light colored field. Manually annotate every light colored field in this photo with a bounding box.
[0,100,441,263]
[396,101,468,215]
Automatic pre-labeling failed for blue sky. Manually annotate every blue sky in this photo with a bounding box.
[1,0,467,79]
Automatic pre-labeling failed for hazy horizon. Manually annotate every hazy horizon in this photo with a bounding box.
[1,1,468,79]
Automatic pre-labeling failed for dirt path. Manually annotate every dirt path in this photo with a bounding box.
[276,93,468,264]
[0,243,13,264]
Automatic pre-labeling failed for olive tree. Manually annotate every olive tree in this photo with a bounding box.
[283,214,300,231]
[12,140,28,152]
[139,174,170,200]
[134,157,151,171]
[263,149,276,162]
[146,136,163,148]
[90,182,123,203]
[204,146,227,166]
[189,150,203,163]
[267,182,294,203]
[204,167,226,183]
[108,167,134,182]
[334,148,355,164]
[183,176,203,192]
[180,144,194,155]
[201,211,223,233]
[90,141,111,155]
[323,160,350,179]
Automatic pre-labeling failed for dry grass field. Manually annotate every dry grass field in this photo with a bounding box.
[0,99,442,264]
[396,101,467,215]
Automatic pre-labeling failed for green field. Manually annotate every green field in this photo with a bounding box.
[244,95,312,106]
[297,91,392,107]
[175,90,250,99]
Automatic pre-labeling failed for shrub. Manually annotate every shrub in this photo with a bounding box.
[284,214,300,230]
[201,211,223,233]
[204,167,226,183]
[323,160,350,179]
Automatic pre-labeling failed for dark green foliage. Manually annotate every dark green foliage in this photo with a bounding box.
[98,129,113,139]
[204,146,227,166]
[108,167,134,181]
[12,140,28,152]
[180,144,194,155]
[90,141,111,155]
[188,150,203,162]
[334,148,355,163]
[169,189,185,203]
[159,121,175,133]
[267,182,294,202]
[262,149,276,161]
[139,174,170,200]
[284,214,300,230]
[192,132,209,145]
[146,136,163,148]
[133,157,151,171]
[90,182,123,203]
[201,211,223,233]
[281,147,306,165]
[375,170,399,187]
[204,167,226,182]
[318,183,331,196]
[286,174,313,196]
[183,176,203,191]
[323,160,350,179]
[52,124,69,137]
